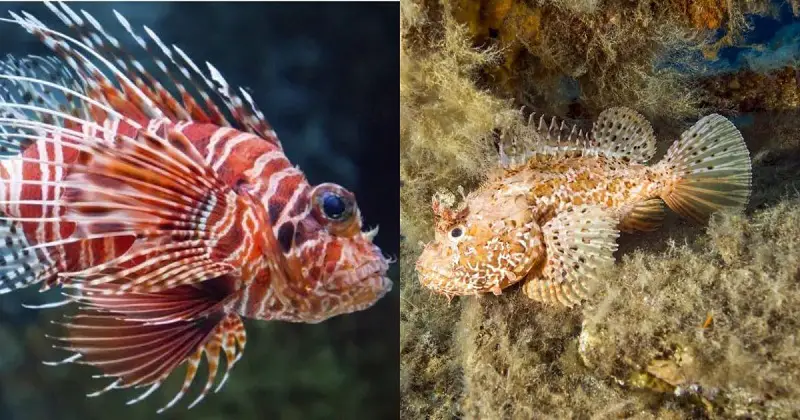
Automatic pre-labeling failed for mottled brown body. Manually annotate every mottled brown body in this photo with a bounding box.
[417,108,752,306]
[491,154,664,221]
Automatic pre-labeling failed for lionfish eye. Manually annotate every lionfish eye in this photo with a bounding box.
[450,227,463,239]
[321,191,348,220]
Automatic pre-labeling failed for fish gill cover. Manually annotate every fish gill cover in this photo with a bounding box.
[0,2,399,419]
[401,0,800,418]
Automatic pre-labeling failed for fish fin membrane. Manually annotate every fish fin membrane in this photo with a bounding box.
[618,198,666,233]
[589,107,657,164]
[522,205,619,307]
[0,54,87,157]
[0,217,59,293]
[498,107,655,166]
[50,285,246,412]
[657,114,752,224]
[58,125,259,293]
[498,112,590,167]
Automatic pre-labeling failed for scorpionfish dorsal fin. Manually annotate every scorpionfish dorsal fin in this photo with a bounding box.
[498,107,657,167]
[589,107,657,164]
[0,1,278,158]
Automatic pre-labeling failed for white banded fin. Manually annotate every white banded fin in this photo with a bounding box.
[590,107,657,164]
[657,114,752,223]
[0,217,57,294]
[522,205,620,307]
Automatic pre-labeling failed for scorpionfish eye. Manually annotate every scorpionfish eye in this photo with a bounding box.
[449,227,463,239]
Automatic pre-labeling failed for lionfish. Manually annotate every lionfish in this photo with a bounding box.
[0,2,391,412]
[416,107,751,306]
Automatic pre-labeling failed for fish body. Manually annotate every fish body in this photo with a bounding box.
[0,2,391,412]
[416,107,751,306]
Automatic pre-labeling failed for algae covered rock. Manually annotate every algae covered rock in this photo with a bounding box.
[400,0,800,418]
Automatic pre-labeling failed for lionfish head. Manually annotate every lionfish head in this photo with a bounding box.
[283,182,392,322]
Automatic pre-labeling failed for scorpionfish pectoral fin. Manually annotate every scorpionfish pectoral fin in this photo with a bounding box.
[522,205,620,307]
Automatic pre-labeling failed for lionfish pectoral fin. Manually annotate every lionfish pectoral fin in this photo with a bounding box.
[48,283,246,412]
[56,121,252,293]
[618,198,666,233]
[589,107,657,164]
[522,205,620,307]
[656,114,752,224]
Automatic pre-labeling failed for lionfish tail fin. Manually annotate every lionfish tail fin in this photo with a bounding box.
[49,283,246,412]
[656,114,752,224]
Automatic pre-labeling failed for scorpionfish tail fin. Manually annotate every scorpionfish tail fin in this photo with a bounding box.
[656,114,752,224]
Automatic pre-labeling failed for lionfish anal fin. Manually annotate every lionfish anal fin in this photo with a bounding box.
[49,279,246,411]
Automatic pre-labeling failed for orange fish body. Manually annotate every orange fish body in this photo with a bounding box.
[0,2,391,412]
[416,107,751,306]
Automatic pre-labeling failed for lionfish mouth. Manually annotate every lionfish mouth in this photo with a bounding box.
[357,260,393,296]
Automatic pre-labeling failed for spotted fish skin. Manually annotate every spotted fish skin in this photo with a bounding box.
[0,1,391,412]
[416,107,751,307]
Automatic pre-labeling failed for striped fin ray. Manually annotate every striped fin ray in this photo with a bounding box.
[0,54,87,156]
[4,2,279,146]
[5,7,163,124]
[0,217,58,293]
[54,124,264,293]
[44,2,195,123]
[48,288,246,412]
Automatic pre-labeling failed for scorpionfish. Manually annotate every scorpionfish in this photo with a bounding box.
[0,2,391,412]
[416,107,751,306]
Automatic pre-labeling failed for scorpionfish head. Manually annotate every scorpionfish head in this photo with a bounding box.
[415,190,544,298]
[281,183,392,323]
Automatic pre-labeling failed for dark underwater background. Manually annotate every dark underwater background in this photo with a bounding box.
[0,2,399,419]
